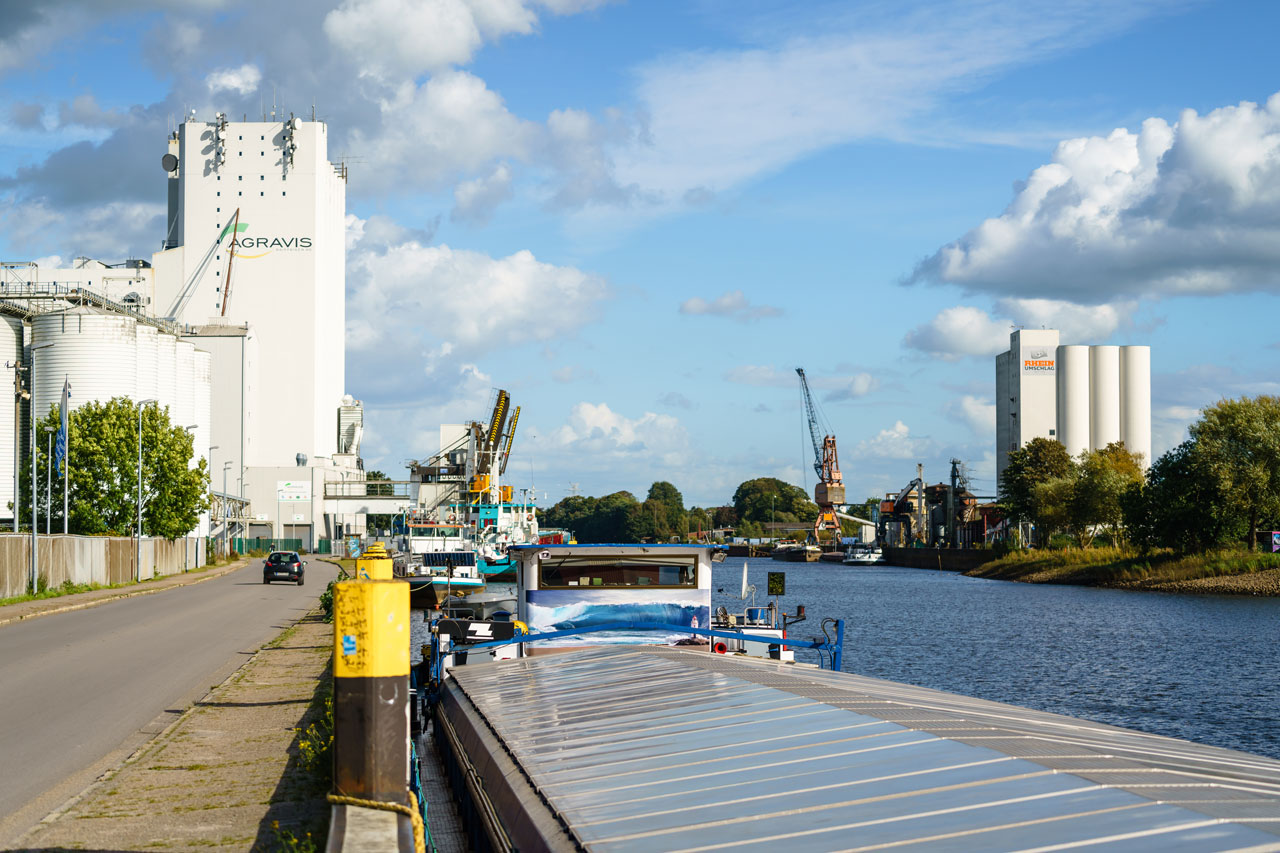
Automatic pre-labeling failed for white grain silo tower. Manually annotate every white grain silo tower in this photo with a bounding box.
[1089,345,1121,450]
[135,324,159,403]
[33,308,138,419]
[154,331,176,416]
[192,349,212,467]
[173,340,196,433]
[1055,345,1090,459]
[1120,346,1151,467]
[1,317,22,523]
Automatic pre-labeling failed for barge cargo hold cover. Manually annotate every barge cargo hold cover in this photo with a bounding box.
[435,645,1280,852]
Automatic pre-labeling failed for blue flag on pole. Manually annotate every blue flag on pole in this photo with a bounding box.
[55,377,70,476]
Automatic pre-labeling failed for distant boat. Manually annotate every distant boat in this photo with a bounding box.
[842,543,884,565]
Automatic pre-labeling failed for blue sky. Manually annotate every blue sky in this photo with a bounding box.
[3,0,1280,508]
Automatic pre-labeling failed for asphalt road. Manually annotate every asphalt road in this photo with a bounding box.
[0,559,338,846]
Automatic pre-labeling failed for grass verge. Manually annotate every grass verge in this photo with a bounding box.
[968,546,1280,593]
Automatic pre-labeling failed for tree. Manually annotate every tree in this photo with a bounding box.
[541,491,643,543]
[1033,477,1076,544]
[23,397,209,538]
[365,469,396,530]
[732,478,817,527]
[999,437,1075,544]
[1124,439,1241,554]
[1190,396,1280,550]
[1068,442,1145,545]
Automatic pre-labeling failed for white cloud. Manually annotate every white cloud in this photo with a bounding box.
[543,402,692,469]
[946,395,996,437]
[914,93,1280,300]
[205,64,262,96]
[825,373,878,402]
[452,162,514,224]
[0,197,163,261]
[855,420,936,460]
[904,305,1009,360]
[344,216,608,403]
[905,298,1134,359]
[348,72,534,193]
[679,289,782,322]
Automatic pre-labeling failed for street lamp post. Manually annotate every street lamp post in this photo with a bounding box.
[44,426,55,535]
[29,342,54,593]
[136,399,156,582]
[222,459,232,558]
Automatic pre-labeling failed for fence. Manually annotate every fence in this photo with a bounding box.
[232,538,303,555]
[0,534,207,599]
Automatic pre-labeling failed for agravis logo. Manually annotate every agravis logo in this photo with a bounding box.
[221,221,312,258]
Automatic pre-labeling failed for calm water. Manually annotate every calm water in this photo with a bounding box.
[714,559,1280,759]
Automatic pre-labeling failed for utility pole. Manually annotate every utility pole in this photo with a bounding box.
[30,342,54,592]
[136,398,156,581]
[44,426,54,535]
[947,458,960,549]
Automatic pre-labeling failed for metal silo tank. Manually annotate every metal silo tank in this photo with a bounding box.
[0,317,22,521]
[1055,345,1090,459]
[154,332,176,419]
[135,324,159,402]
[174,341,196,435]
[32,308,138,420]
[1089,345,1121,451]
[192,349,212,468]
[1120,346,1152,468]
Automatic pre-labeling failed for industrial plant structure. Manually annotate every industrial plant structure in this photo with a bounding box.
[2,111,368,550]
[995,329,1151,487]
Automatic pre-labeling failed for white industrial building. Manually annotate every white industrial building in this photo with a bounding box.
[996,329,1151,488]
[2,111,369,548]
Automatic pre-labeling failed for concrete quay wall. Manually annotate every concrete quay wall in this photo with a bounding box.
[882,547,998,573]
[0,534,206,597]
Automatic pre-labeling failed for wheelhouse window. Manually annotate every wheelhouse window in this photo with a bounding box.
[539,556,697,588]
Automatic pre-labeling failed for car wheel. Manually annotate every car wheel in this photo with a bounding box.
[263,578,270,584]
[297,576,304,586]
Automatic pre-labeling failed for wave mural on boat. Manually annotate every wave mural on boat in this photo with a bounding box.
[525,589,711,646]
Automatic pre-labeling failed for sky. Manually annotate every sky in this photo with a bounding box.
[3,0,1280,509]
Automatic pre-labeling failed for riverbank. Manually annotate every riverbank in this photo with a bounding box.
[966,546,1280,595]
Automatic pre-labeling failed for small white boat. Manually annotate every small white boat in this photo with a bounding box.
[842,543,883,565]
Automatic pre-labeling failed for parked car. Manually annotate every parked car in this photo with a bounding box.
[263,551,306,585]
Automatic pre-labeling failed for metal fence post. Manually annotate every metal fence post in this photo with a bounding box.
[832,619,845,671]
[332,578,410,803]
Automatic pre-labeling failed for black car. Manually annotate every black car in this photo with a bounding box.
[263,551,306,585]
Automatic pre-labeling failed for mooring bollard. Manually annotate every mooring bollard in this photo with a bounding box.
[356,541,393,580]
[332,578,409,802]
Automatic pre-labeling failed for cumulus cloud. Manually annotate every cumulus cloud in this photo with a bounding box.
[679,289,782,322]
[452,162,513,224]
[824,373,878,402]
[905,298,1133,359]
[10,102,45,129]
[855,420,936,460]
[543,402,691,469]
[344,216,609,402]
[205,64,262,96]
[913,93,1280,300]
[946,395,996,437]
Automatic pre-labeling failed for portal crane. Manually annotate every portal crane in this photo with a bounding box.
[796,368,844,544]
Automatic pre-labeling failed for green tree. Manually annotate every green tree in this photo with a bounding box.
[686,506,713,538]
[1033,476,1076,544]
[23,397,209,538]
[365,469,396,530]
[732,478,817,528]
[541,491,643,543]
[1190,396,1280,550]
[1068,442,1145,545]
[999,437,1075,544]
[1123,440,1241,554]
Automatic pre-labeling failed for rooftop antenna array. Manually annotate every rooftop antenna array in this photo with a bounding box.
[212,112,228,169]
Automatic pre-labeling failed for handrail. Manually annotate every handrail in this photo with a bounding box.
[443,619,845,671]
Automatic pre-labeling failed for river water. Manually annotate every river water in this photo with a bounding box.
[713,559,1280,760]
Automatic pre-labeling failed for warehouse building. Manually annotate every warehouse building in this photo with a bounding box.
[996,329,1150,488]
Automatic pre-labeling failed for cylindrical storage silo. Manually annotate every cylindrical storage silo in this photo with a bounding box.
[135,324,158,403]
[1089,345,1121,452]
[192,349,212,468]
[33,308,138,419]
[0,317,22,522]
[1120,346,1152,468]
[173,341,196,435]
[1055,345,1090,459]
[154,332,176,416]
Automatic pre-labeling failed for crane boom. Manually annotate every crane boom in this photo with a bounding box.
[795,368,823,478]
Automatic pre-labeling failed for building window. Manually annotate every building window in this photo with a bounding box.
[260,175,264,180]
[216,207,220,212]
[282,191,286,196]
[260,192,264,196]
[238,191,242,196]
[238,175,242,181]
[261,136,265,140]
[238,135,242,140]
[216,191,220,196]
[216,175,221,181]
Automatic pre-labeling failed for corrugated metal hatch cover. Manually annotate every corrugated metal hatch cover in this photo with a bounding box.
[448,646,1280,851]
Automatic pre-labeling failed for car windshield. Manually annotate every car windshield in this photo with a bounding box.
[268,553,295,564]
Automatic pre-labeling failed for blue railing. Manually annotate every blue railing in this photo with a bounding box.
[432,620,845,679]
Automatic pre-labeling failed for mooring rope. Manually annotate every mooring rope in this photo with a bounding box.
[327,791,427,853]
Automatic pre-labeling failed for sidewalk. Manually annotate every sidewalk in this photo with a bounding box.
[16,609,333,851]
[0,558,252,627]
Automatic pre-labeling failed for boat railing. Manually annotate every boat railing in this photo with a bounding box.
[429,619,846,683]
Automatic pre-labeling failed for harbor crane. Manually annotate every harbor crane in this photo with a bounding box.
[796,368,844,543]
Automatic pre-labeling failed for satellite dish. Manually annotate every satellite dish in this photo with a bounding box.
[291,117,301,130]
[161,153,178,172]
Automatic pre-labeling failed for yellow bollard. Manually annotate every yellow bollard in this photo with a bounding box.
[332,579,409,803]
[356,541,393,580]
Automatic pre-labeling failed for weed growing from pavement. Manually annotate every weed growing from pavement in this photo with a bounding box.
[272,820,320,852]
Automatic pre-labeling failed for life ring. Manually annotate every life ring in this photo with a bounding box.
[526,514,533,521]
[448,514,456,522]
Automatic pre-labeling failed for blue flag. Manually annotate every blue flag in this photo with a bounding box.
[55,377,70,476]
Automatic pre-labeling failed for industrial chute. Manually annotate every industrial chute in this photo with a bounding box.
[219,208,243,317]
[796,368,844,544]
